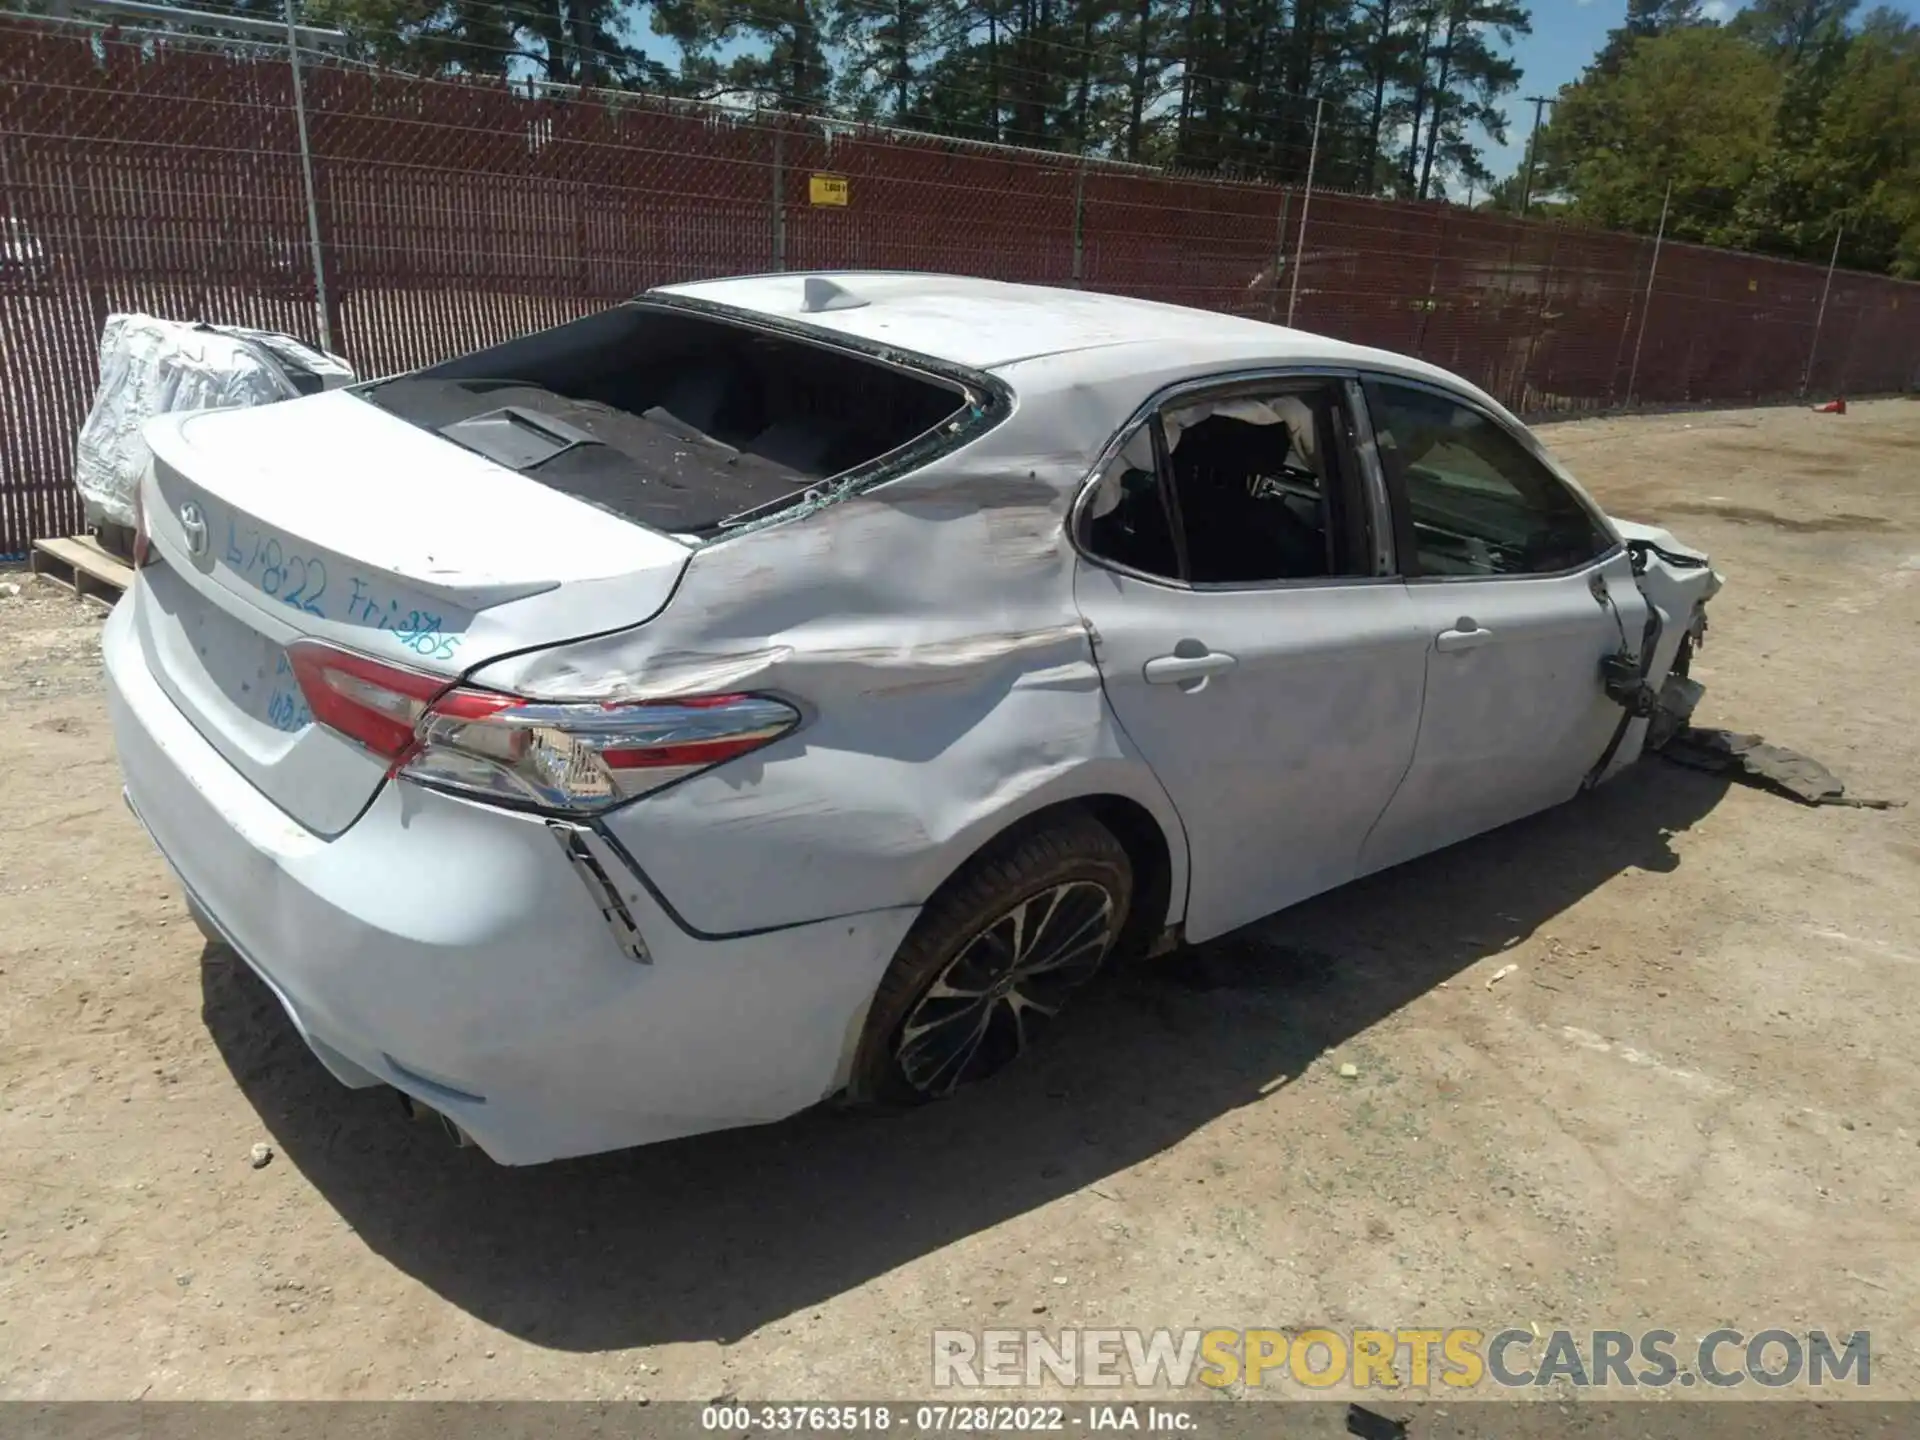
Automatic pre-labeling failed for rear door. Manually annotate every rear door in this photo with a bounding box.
[1072,374,1430,943]
[1354,376,1648,876]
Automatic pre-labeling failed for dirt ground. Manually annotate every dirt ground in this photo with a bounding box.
[2,399,1917,1404]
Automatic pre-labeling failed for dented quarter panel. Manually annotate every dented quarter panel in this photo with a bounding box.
[468,360,1191,936]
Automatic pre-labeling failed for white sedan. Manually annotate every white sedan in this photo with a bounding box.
[105,273,1720,1163]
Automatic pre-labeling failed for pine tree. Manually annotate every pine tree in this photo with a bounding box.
[1400,0,1527,200]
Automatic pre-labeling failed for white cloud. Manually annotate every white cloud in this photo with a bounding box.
[1702,0,1729,16]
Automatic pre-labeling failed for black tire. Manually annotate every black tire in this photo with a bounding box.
[849,811,1132,1107]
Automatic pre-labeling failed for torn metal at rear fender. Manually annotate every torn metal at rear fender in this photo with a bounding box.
[465,354,1191,939]
[547,820,650,963]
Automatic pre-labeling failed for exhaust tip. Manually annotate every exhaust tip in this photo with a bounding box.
[438,1111,476,1149]
[395,1089,474,1147]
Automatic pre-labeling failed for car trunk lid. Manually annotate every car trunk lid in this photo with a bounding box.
[136,389,694,835]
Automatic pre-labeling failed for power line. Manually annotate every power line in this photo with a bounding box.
[69,0,344,42]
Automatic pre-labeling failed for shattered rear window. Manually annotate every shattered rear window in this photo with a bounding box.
[363,302,986,537]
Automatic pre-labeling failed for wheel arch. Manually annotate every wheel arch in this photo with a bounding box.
[916,786,1186,963]
[843,791,1176,1106]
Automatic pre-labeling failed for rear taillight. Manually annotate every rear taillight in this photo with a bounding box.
[286,640,797,813]
[404,689,799,812]
[287,641,446,760]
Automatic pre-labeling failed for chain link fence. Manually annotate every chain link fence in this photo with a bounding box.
[3,13,1918,554]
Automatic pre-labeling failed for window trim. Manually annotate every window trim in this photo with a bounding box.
[1145,414,1191,582]
[1359,372,1624,583]
[1069,366,1401,594]
[1342,378,1396,578]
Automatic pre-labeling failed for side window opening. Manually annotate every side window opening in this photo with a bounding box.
[1082,384,1360,586]
[1084,422,1183,580]
[1366,381,1611,578]
[1163,391,1342,585]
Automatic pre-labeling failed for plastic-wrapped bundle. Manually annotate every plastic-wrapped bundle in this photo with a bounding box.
[75,313,354,534]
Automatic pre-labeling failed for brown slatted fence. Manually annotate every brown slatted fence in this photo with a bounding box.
[3,15,1918,554]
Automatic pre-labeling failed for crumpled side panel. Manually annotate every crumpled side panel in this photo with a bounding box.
[470,372,1191,936]
[474,370,1124,707]
[1598,516,1726,780]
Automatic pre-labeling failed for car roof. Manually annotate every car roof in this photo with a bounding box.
[654,271,1448,380]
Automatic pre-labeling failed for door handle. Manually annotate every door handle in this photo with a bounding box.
[1144,651,1238,685]
[1435,618,1492,653]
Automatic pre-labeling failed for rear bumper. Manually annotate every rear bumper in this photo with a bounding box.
[103,595,917,1164]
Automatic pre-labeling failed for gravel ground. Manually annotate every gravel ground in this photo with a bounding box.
[1,399,1917,1404]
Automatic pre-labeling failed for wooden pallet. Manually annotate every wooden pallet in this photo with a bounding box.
[30,535,134,603]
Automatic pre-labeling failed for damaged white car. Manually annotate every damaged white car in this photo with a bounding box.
[106,273,1720,1164]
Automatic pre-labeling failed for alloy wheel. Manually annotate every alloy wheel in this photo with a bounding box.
[894,880,1117,1097]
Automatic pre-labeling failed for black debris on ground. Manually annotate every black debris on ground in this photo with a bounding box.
[1659,726,1905,810]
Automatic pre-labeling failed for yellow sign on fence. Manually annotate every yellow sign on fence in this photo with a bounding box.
[809,174,850,207]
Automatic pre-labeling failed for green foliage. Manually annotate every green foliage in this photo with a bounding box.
[305,0,664,84]
[1811,9,1920,275]
[1394,0,1529,200]
[1588,0,1710,76]
[1726,0,1857,60]
[288,0,1913,273]
[1547,27,1780,238]
[287,0,1528,193]
[1536,1,1919,275]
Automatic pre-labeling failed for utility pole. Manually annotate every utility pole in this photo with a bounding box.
[1286,98,1323,329]
[1624,179,1673,408]
[1519,94,1553,217]
[283,0,333,352]
[1800,223,1845,398]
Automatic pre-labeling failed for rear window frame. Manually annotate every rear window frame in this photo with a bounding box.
[358,293,1015,546]
[643,294,1014,538]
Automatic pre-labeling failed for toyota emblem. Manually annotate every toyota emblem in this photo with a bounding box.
[178,501,208,559]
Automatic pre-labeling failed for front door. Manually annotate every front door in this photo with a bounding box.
[1355,376,1649,876]
[1073,376,1431,943]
